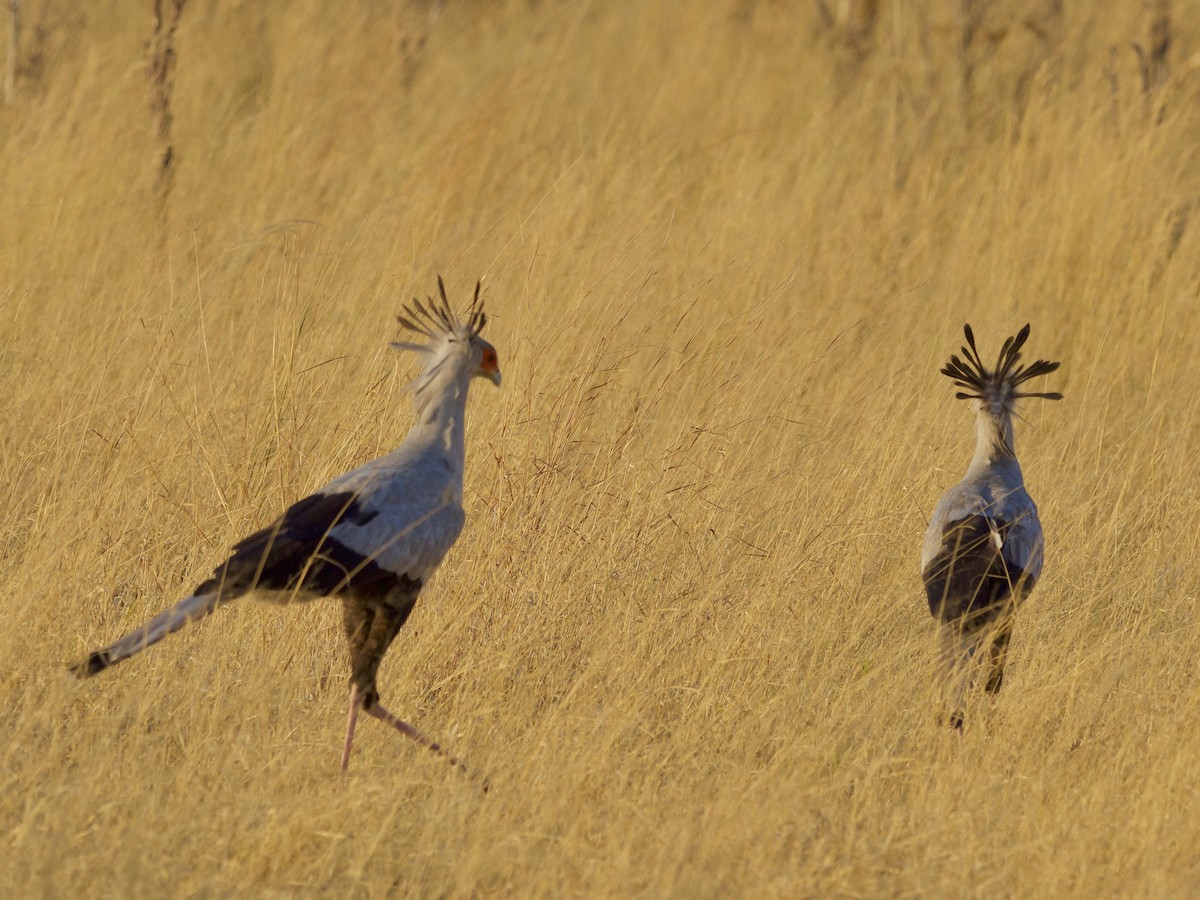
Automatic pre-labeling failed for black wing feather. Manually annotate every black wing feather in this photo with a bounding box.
[194,492,413,602]
[922,515,1034,628]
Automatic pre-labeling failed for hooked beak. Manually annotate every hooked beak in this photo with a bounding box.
[489,370,502,387]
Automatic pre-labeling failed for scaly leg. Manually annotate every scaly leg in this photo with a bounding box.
[341,595,487,788]
[368,702,488,790]
[341,684,362,772]
[984,623,1012,695]
[366,702,449,755]
[940,624,973,730]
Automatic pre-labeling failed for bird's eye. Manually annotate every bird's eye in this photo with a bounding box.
[481,348,498,369]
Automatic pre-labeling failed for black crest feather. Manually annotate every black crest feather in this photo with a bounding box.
[396,276,489,342]
[940,323,1062,405]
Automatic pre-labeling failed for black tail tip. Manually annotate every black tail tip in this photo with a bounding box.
[68,651,110,679]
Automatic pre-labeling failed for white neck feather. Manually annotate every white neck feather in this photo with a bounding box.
[969,403,1018,474]
[406,350,473,477]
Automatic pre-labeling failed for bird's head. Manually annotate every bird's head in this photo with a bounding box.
[939,323,1062,419]
[390,276,501,391]
[474,338,502,387]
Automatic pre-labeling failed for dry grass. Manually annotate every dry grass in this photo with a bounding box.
[4,1,1200,895]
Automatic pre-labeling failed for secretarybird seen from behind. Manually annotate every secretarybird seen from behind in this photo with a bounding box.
[921,324,1062,731]
[70,277,501,774]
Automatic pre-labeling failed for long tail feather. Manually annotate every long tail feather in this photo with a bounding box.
[69,591,226,678]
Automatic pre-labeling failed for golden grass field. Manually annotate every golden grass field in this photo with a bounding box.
[4,0,1200,895]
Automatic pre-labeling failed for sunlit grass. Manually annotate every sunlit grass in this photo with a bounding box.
[3,1,1200,895]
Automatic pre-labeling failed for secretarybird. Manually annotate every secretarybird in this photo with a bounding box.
[921,324,1061,730]
[70,277,500,774]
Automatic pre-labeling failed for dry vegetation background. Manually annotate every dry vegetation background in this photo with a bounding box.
[3,0,1200,895]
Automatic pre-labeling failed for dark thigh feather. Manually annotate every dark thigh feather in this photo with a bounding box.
[194,491,404,602]
[923,514,1029,628]
[342,588,421,708]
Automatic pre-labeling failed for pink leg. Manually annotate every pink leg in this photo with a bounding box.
[366,702,488,790]
[366,702,457,764]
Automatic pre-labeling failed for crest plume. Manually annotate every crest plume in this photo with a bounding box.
[939,323,1062,404]
[394,276,488,346]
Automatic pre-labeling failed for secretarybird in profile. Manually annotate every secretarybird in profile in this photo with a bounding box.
[921,324,1061,731]
[70,277,501,774]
